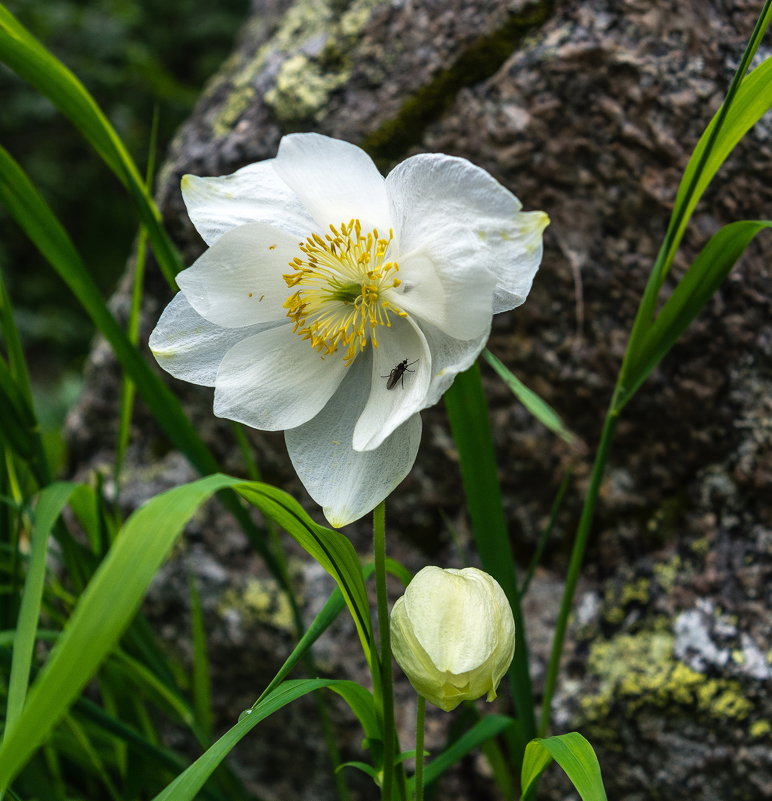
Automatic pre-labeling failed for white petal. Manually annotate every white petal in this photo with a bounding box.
[285,355,422,527]
[385,156,501,340]
[387,243,495,341]
[404,567,496,673]
[386,153,545,318]
[177,223,300,329]
[417,317,490,409]
[149,292,274,387]
[352,316,431,451]
[274,133,391,232]
[213,325,347,430]
[181,159,315,245]
[488,209,549,313]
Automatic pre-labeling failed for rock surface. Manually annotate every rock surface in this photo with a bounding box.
[68,0,771,798]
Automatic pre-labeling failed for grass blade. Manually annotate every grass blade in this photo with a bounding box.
[115,106,161,493]
[0,473,237,790]
[0,145,215,477]
[256,586,346,703]
[0,356,49,485]
[623,36,772,378]
[483,350,578,446]
[150,679,369,801]
[0,3,181,286]
[5,482,78,733]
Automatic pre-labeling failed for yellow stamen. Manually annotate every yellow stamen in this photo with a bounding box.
[283,218,406,362]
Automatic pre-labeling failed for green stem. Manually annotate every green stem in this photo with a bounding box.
[374,501,396,801]
[538,402,619,736]
[414,696,426,801]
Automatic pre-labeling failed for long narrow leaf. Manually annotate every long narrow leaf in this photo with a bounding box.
[236,483,375,666]
[0,3,181,286]
[624,48,772,375]
[521,732,607,801]
[0,146,213,477]
[0,356,48,484]
[0,475,378,789]
[444,364,535,750]
[483,350,577,446]
[620,220,771,406]
[0,473,237,790]
[150,679,371,801]
[668,58,772,268]
[257,586,346,702]
[5,482,78,733]
[413,714,514,789]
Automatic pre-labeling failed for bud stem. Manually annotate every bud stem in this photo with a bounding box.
[414,695,426,801]
[374,500,396,801]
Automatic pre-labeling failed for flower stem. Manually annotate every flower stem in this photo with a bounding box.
[374,500,396,800]
[414,696,426,801]
[538,403,619,736]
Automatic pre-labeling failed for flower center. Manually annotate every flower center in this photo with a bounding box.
[283,218,406,362]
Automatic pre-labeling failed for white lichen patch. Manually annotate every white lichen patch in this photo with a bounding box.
[674,598,771,680]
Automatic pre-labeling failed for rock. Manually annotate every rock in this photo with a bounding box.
[68,0,771,798]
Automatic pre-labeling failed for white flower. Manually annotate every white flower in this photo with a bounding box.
[150,134,548,527]
[390,566,515,711]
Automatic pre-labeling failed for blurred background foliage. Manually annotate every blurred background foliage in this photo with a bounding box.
[0,0,248,429]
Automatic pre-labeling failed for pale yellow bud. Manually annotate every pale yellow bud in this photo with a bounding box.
[390,566,516,712]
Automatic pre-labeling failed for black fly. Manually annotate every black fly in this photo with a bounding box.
[383,358,418,390]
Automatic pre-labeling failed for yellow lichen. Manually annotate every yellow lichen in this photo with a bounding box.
[652,555,682,591]
[581,630,753,725]
[219,577,295,632]
[210,0,384,135]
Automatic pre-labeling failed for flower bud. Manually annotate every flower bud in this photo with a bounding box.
[390,566,515,711]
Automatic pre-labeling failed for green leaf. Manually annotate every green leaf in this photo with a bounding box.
[620,220,771,406]
[256,586,346,703]
[5,483,78,733]
[150,679,367,801]
[623,49,772,377]
[444,363,534,752]
[236,483,375,667]
[0,475,380,790]
[0,474,238,791]
[0,3,181,286]
[483,350,578,446]
[0,355,48,484]
[521,732,607,801]
[338,761,380,780]
[668,56,772,270]
[414,714,514,789]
